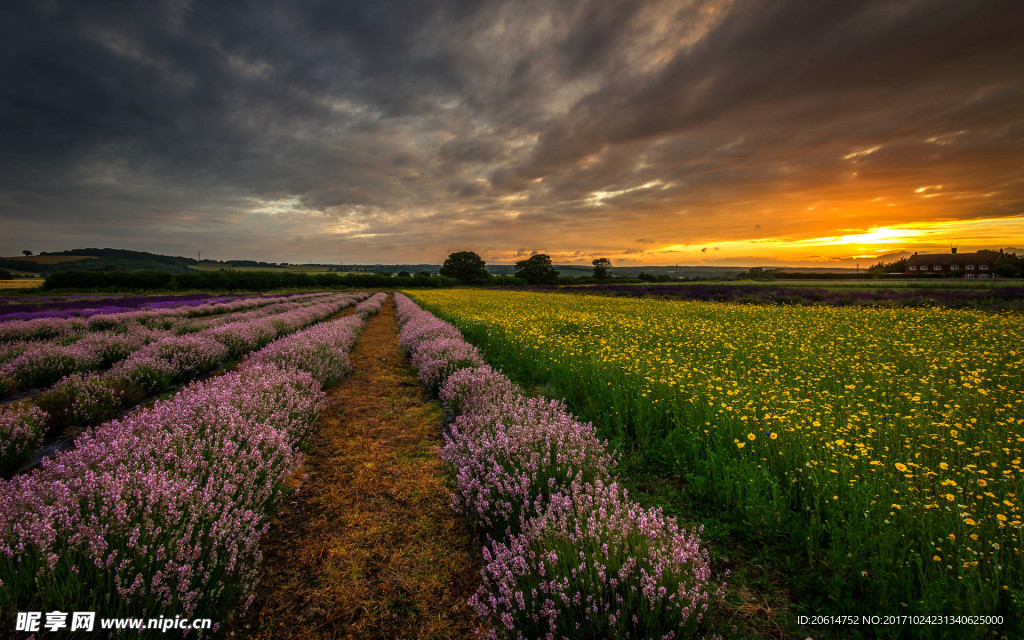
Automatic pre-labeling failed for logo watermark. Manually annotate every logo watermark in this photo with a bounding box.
[15,611,213,633]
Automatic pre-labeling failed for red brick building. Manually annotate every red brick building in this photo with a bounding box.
[905,248,1006,278]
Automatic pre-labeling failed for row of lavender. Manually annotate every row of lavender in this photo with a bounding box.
[0,292,280,323]
[0,292,343,372]
[0,292,316,343]
[0,294,385,631]
[0,292,339,396]
[394,294,724,640]
[0,293,367,474]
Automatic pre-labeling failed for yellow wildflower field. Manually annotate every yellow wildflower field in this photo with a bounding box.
[408,288,1024,618]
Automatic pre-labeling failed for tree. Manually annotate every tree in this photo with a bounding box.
[397,270,411,278]
[22,250,32,256]
[994,263,1020,278]
[737,266,774,281]
[440,251,489,284]
[592,257,612,280]
[514,253,559,284]
[868,257,908,274]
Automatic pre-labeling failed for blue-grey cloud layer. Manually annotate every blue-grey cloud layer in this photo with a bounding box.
[2,0,1022,263]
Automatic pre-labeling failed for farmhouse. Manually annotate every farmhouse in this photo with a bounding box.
[905,248,1006,278]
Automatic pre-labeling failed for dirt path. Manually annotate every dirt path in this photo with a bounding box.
[232,295,482,640]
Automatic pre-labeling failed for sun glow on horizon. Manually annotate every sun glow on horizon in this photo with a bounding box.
[656,215,1024,263]
[503,214,1024,267]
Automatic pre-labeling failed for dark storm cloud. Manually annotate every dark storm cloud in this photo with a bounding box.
[1,0,1023,263]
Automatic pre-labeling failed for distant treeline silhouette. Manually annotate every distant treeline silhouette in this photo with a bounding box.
[43,269,457,291]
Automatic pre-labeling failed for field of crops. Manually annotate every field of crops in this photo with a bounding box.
[407,289,1024,631]
[0,280,43,290]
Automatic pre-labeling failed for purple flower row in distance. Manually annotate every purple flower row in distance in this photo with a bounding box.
[0,292,312,323]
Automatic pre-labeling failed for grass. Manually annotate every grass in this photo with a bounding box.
[407,288,1024,640]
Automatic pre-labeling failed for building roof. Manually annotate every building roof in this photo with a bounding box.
[906,251,1003,267]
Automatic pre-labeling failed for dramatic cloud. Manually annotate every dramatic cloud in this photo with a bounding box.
[1,0,1022,265]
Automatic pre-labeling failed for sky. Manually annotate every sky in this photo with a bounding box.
[1,0,1023,267]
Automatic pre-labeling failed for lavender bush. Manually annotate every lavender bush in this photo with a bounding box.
[0,404,47,474]
[438,365,522,416]
[206,318,278,358]
[442,394,616,539]
[42,372,126,428]
[0,342,30,367]
[353,291,387,319]
[470,478,722,640]
[248,315,363,387]
[0,341,101,391]
[111,334,230,393]
[397,312,463,354]
[0,316,88,344]
[408,337,485,393]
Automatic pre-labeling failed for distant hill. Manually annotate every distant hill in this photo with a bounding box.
[2,249,291,275]
[1,249,198,274]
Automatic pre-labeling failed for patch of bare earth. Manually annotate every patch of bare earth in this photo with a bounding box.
[230,295,482,640]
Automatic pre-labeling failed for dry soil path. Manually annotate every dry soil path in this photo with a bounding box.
[231,294,482,640]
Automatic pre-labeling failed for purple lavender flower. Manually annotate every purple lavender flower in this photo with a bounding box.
[470,479,722,640]
[0,403,47,474]
[442,393,615,539]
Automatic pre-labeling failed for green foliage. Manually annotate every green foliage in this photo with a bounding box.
[995,263,1021,278]
[0,269,12,279]
[868,257,909,274]
[592,257,612,281]
[735,266,775,281]
[43,270,175,290]
[439,251,490,284]
[491,276,529,286]
[638,272,675,282]
[514,254,559,285]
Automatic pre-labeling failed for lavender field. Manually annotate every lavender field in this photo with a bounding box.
[0,292,372,474]
[0,291,393,634]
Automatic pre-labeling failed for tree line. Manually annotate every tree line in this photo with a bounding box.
[439,251,613,285]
